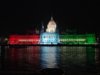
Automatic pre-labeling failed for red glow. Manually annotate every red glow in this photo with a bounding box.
[7,46,40,70]
[9,35,40,45]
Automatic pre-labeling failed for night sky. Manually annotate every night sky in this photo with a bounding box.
[0,0,99,35]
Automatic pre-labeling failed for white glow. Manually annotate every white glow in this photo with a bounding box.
[46,17,57,32]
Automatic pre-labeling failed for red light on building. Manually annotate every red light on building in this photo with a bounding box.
[9,35,40,45]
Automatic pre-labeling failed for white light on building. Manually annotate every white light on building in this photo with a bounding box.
[46,17,57,33]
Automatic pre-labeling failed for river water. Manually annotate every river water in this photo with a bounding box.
[0,45,100,75]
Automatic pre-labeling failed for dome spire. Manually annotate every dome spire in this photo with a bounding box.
[51,16,53,21]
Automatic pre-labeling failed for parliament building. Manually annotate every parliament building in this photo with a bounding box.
[8,17,96,45]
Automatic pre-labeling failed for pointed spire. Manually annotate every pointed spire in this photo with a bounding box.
[51,16,53,21]
[40,22,44,33]
[42,23,44,28]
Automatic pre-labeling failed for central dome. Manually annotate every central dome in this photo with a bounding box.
[46,17,57,32]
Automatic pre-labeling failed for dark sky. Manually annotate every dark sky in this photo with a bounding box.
[0,0,99,35]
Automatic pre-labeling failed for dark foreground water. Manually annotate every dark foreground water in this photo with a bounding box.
[0,45,100,75]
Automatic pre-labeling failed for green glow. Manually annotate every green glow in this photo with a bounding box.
[60,34,96,45]
[86,34,96,44]
[86,47,95,64]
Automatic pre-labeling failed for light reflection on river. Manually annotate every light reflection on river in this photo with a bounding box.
[0,46,100,75]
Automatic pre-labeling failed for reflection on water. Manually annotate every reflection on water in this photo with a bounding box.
[60,46,97,75]
[0,46,40,71]
[0,45,100,75]
[60,46,87,67]
[40,46,60,68]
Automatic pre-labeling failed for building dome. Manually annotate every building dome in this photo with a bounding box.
[46,17,57,32]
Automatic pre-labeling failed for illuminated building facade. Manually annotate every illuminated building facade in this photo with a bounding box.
[8,17,96,45]
[9,35,40,45]
[60,34,96,45]
[40,32,59,44]
[40,17,59,44]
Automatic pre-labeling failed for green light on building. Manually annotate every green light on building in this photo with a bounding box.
[86,34,96,44]
[60,34,96,45]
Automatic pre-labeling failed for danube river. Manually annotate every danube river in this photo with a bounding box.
[0,45,100,75]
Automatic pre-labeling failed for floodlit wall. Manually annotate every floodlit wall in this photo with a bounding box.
[8,34,96,45]
[59,34,96,45]
[40,32,59,44]
[9,35,40,45]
